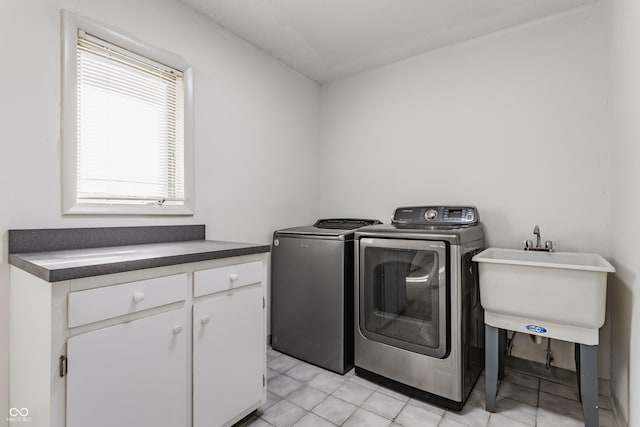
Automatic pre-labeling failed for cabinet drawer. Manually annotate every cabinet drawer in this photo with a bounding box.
[194,261,262,297]
[68,274,188,327]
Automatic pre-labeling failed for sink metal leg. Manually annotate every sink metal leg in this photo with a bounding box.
[574,343,582,399]
[498,328,507,380]
[577,344,598,427]
[485,324,499,412]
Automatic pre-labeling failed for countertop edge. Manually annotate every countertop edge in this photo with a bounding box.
[9,254,52,282]
[9,243,271,283]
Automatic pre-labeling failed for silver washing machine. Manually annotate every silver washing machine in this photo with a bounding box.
[354,206,484,410]
[271,218,381,374]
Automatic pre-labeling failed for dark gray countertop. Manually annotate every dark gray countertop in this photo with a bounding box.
[9,240,271,282]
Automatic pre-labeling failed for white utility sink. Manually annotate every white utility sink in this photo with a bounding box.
[472,247,615,345]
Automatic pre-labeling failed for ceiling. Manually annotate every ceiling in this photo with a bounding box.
[179,0,600,84]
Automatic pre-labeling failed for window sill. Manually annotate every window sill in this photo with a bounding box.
[63,203,194,216]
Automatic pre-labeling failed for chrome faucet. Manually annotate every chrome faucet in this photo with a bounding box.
[533,225,541,248]
[524,225,554,251]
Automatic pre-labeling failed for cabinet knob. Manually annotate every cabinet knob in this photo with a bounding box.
[229,273,239,282]
[173,325,183,334]
[201,315,211,325]
[132,291,145,303]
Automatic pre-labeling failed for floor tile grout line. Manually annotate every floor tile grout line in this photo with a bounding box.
[310,393,352,425]
[287,380,366,426]
[327,382,396,426]
[392,398,410,424]
[303,400,341,427]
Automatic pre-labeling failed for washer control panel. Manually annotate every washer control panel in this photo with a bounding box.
[392,206,478,226]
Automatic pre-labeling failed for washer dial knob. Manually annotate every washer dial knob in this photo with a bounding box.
[425,209,438,220]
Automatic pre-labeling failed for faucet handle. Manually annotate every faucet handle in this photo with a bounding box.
[523,239,533,250]
[545,240,554,251]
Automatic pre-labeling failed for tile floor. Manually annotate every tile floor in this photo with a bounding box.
[235,348,621,427]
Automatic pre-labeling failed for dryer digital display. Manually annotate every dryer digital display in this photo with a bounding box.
[392,206,478,226]
[447,209,463,219]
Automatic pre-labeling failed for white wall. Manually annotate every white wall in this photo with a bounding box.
[0,0,320,425]
[610,0,640,423]
[319,4,611,375]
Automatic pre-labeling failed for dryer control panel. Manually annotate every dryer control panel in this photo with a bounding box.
[392,206,478,226]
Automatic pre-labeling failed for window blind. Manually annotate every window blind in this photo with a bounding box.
[76,32,185,206]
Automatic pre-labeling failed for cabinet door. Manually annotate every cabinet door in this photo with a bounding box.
[193,286,265,427]
[67,308,188,427]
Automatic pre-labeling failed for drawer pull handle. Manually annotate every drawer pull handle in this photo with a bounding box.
[173,325,183,335]
[201,315,211,325]
[229,273,239,282]
[132,292,145,303]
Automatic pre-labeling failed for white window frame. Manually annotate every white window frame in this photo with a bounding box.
[61,10,194,215]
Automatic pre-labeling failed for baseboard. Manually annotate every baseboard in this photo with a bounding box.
[611,394,629,427]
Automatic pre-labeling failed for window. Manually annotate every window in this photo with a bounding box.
[62,11,193,215]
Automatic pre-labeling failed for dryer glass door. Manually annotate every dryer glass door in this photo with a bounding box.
[359,238,448,358]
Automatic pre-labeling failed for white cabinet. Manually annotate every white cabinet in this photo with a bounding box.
[193,287,265,427]
[9,253,267,427]
[67,308,188,427]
